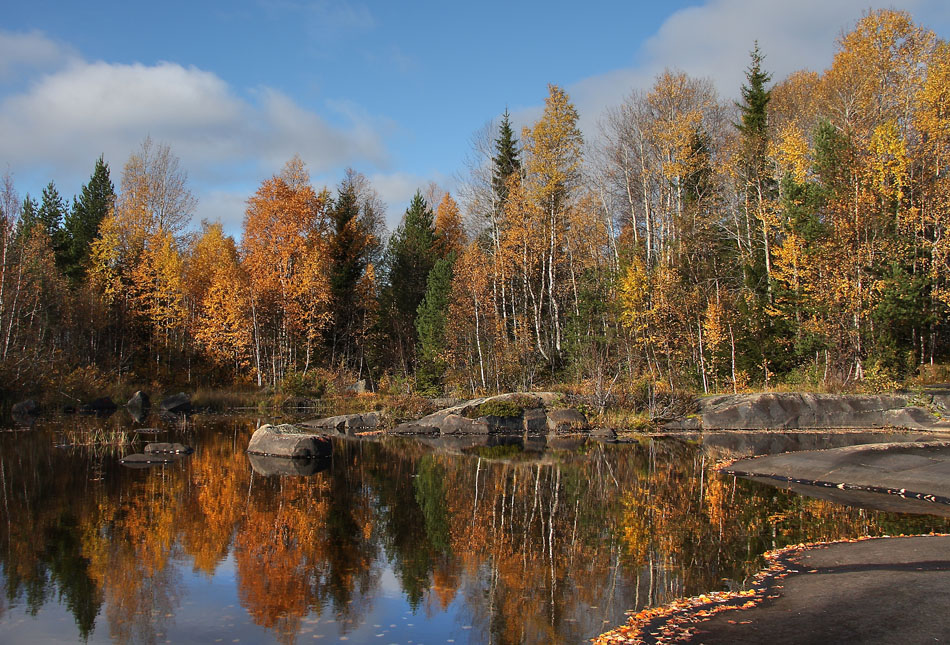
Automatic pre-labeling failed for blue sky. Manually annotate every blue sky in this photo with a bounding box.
[2,0,949,237]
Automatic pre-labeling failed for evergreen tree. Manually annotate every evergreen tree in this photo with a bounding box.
[491,110,521,207]
[17,194,39,238]
[326,178,371,367]
[383,191,438,372]
[35,181,69,269]
[415,254,455,394]
[737,42,772,140]
[64,156,114,282]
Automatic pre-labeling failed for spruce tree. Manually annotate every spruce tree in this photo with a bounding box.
[38,182,69,269]
[737,42,772,141]
[64,156,114,282]
[383,191,438,371]
[491,110,521,207]
[326,179,370,366]
[415,254,455,394]
[17,194,40,242]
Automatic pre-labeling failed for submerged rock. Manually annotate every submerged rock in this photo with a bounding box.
[247,424,332,458]
[144,442,193,454]
[120,452,187,467]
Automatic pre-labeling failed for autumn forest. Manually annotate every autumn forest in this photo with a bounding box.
[1,9,948,405]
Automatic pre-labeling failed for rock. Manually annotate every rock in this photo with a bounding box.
[346,379,367,394]
[591,427,617,441]
[11,399,39,416]
[80,397,117,416]
[391,422,441,435]
[545,435,587,451]
[300,411,380,435]
[479,414,523,433]
[533,392,561,407]
[120,452,186,467]
[160,392,192,415]
[669,392,950,431]
[248,453,331,476]
[523,408,548,434]
[246,424,332,458]
[144,442,193,454]
[440,414,491,435]
[126,391,150,421]
[546,408,589,433]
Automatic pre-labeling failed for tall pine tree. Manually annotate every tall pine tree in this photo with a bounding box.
[64,156,114,283]
[383,191,438,373]
[491,110,521,207]
[326,178,372,367]
[415,253,455,394]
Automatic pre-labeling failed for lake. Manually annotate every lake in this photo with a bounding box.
[1,413,948,644]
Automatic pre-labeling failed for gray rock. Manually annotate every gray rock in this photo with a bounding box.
[591,427,617,441]
[346,379,367,394]
[300,411,380,435]
[440,414,490,435]
[546,408,589,433]
[246,424,331,458]
[126,391,150,421]
[479,414,523,433]
[120,452,186,467]
[523,408,548,434]
[160,392,192,415]
[684,392,950,431]
[144,442,193,454]
[11,399,38,416]
[391,422,440,435]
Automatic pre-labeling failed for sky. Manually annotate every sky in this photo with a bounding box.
[2,0,949,238]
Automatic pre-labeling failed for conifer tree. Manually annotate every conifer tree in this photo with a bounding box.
[326,178,371,367]
[491,110,521,207]
[383,192,438,372]
[64,156,114,283]
[35,181,69,269]
[415,254,455,394]
[17,194,39,238]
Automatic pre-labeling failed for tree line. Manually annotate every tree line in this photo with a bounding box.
[1,9,948,402]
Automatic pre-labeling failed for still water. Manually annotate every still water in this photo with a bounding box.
[1,414,948,644]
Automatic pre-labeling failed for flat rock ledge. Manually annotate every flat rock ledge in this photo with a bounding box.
[388,392,591,437]
[665,391,950,431]
[247,424,331,459]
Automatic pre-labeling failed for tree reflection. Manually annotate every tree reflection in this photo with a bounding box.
[3,422,950,644]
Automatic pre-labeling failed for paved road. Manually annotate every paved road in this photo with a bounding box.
[684,535,950,644]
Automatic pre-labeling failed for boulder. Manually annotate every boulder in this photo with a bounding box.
[546,408,589,433]
[160,392,192,415]
[440,414,491,435]
[247,424,331,458]
[126,391,150,421]
[11,399,39,416]
[144,442,193,454]
[591,427,618,441]
[300,411,380,435]
[391,422,441,435]
[248,453,331,476]
[346,379,368,395]
[479,414,523,433]
[80,396,117,416]
[523,408,548,434]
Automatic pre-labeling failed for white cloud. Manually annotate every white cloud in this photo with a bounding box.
[565,0,950,138]
[0,30,392,229]
[0,30,75,80]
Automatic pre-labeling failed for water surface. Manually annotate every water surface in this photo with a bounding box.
[1,414,948,644]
